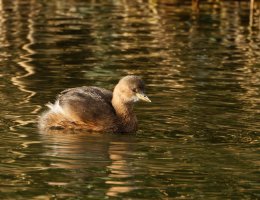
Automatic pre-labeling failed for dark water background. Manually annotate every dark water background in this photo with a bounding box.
[0,0,259,199]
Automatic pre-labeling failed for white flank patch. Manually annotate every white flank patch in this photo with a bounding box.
[46,100,65,114]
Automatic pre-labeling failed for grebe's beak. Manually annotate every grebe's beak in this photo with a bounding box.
[136,92,151,102]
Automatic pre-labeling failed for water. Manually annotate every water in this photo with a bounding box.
[0,0,259,199]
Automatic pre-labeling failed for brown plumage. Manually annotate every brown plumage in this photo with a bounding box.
[39,75,151,133]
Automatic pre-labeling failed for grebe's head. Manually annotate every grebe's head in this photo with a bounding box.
[113,75,151,103]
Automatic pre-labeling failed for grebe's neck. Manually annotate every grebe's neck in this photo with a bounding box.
[112,93,137,133]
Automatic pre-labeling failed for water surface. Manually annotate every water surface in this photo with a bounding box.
[0,0,259,199]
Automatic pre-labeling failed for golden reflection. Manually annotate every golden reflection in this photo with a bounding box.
[0,1,259,199]
[0,1,8,58]
[216,1,259,119]
[106,141,135,197]
[148,0,159,15]
[192,0,200,12]
[250,0,254,27]
[10,1,37,106]
[0,0,41,130]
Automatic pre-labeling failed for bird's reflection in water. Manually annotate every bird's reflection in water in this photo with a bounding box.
[40,130,137,197]
[106,141,136,197]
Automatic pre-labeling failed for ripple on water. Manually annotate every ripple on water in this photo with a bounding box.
[0,0,259,199]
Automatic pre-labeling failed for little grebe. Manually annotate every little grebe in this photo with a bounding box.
[39,75,151,133]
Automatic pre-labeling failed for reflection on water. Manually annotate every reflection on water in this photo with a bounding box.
[106,141,135,197]
[0,0,40,132]
[0,0,259,199]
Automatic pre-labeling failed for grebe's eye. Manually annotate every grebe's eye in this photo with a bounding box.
[132,88,137,93]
